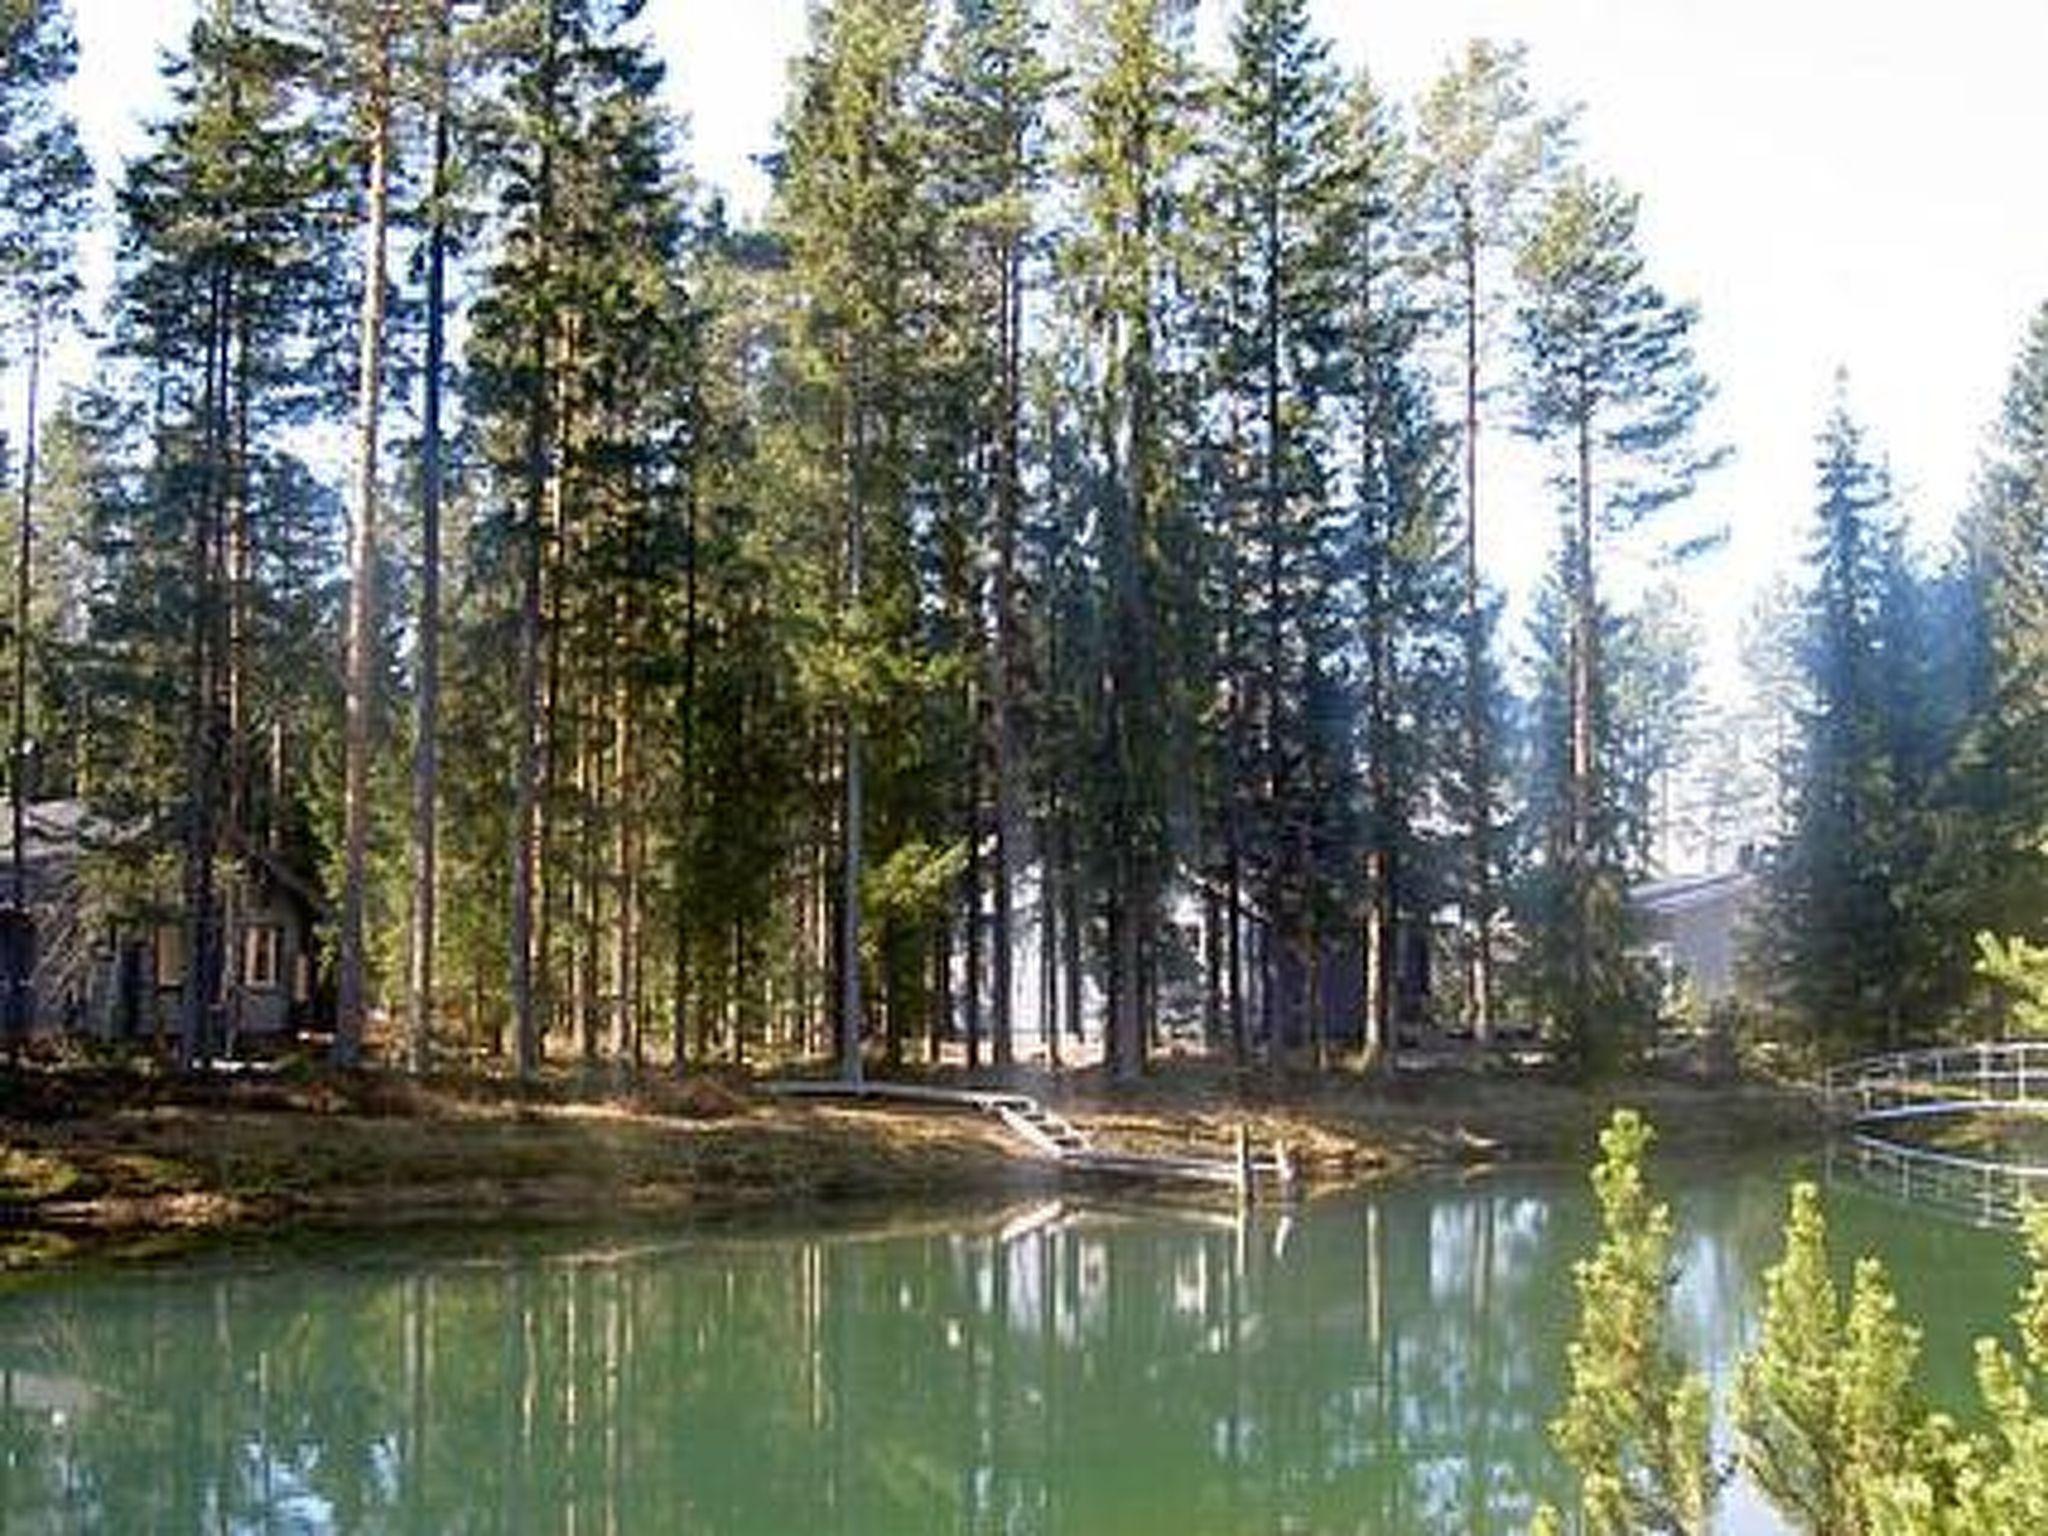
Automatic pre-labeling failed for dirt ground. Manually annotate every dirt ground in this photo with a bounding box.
[0,1057,1820,1271]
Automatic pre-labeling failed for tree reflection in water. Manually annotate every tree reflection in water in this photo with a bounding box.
[0,1162,2002,1534]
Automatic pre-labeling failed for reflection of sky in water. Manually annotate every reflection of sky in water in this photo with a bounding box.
[0,1157,2025,1535]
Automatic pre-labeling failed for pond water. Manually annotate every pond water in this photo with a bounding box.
[0,1151,2027,1534]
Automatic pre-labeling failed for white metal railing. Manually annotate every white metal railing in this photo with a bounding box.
[1823,1040,2048,1228]
[1823,1039,2048,1123]
[1834,1133,2048,1228]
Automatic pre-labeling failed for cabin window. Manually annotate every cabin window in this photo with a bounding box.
[242,925,282,992]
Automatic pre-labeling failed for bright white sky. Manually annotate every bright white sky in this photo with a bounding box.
[48,0,2048,682]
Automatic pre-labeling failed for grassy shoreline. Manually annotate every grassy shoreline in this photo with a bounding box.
[0,1060,1821,1272]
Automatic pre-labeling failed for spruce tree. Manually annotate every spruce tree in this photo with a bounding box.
[1335,71,1461,1061]
[1944,304,2048,1023]
[1061,0,1198,1080]
[769,0,936,1078]
[1201,0,1354,1065]
[1764,390,1924,1054]
[466,0,697,1076]
[925,0,1053,1067]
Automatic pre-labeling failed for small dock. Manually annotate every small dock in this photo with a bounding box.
[762,1078,1299,1199]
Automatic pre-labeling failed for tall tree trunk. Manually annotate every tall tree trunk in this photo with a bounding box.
[1226,841,1246,1065]
[407,0,452,1077]
[574,709,599,1065]
[614,645,641,1070]
[3,307,40,1046]
[1041,835,1060,1068]
[1261,112,1287,1079]
[1061,824,1082,1054]
[223,311,253,1052]
[510,203,555,1082]
[180,269,231,1069]
[963,721,982,1069]
[1202,882,1221,1052]
[10,307,40,916]
[1570,395,1597,1008]
[1460,210,1494,1042]
[837,385,866,1085]
[989,222,1023,1069]
[671,460,699,1075]
[337,28,394,1065]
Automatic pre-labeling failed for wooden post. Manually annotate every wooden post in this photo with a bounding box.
[1234,1123,1252,1206]
[1275,1139,1297,1200]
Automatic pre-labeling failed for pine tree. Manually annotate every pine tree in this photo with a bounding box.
[1515,563,1657,1068]
[105,2,350,1066]
[1514,169,1723,1064]
[0,0,92,1037]
[405,0,458,1074]
[284,0,448,1065]
[1409,39,1566,1040]
[1734,1181,1934,1536]
[1542,1109,1715,1535]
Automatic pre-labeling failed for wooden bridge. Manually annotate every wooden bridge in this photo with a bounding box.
[1824,1041,2048,1225]
[762,1078,1300,1199]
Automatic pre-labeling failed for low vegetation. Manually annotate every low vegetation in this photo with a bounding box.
[1544,1110,2048,1534]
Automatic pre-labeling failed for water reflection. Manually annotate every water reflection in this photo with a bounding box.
[0,1162,2021,1534]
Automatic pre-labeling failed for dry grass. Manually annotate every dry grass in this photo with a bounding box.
[0,1058,1816,1271]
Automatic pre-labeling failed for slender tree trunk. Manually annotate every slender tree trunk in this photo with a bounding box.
[510,82,557,1079]
[1363,535,1394,1065]
[614,647,640,1070]
[407,0,452,1077]
[837,382,866,1085]
[671,458,699,1075]
[1261,106,1287,1079]
[1226,837,1246,1065]
[3,308,39,1047]
[1061,826,1082,1054]
[963,723,982,1069]
[1307,896,1326,1073]
[224,311,252,1052]
[180,269,231,1069]
[575,714,598,1066]
[1460,212,1494,1042]
[990,224,1023,1068]
[1570,395,1597,1008]
[1041,837,1060,1068]
[538,334,575,1061]
[337,31,394,1065]
[1202,882,1221,1052]
[9,309,40,915]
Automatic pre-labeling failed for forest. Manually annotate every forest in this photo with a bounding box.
[4,0,2048,1085]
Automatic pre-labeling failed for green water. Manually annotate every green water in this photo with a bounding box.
[0,1155,2026,1534]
